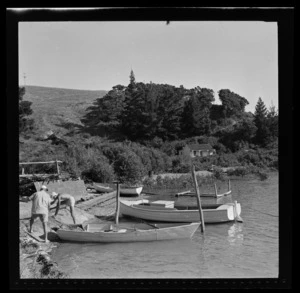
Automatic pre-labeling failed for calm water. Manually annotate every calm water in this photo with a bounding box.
[52,173,278,278]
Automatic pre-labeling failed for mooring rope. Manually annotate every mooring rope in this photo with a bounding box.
[247,206,278,217]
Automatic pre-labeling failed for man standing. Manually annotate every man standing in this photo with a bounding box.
[27,185,53,243]
[51,192,77,224]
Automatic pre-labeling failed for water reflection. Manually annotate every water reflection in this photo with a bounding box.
[227,223,244,245]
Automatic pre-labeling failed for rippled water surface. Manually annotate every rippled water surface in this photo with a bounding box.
[52,173,278,278]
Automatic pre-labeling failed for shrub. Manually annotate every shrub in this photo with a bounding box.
[256,170,269,181]
[171,156,191,173]
[81,159,115,183]
[148,148,172,173]
[113,150,146,184]
[226,166,247,177]
[212,167,227,181]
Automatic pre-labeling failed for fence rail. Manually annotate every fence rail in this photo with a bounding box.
[19,160,63,165]
[19,160,63,177]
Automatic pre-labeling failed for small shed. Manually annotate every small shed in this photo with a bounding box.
[179,144,216,158]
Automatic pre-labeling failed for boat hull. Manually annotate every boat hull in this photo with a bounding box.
[120,200,241,224]
[120,186,143,196]
[56,222,200,243]
[93,184,114,193]
[176,190,232,198]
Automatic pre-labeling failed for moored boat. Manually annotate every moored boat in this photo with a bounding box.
[120,199,242,224]
[93,184,114,193]
[176,190,232,198]
[120,186,143,196]
[56,222,200,243]
[175,179,232,198]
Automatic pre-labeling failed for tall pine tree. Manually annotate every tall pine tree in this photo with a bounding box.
[254,97,270,146]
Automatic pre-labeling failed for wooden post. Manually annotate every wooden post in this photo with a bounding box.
[214,182,218,197]
[55,159,60,175]
[191,165,205,233]
[114,181,120,225]
[22,168,25,175]
[228,179,231,191]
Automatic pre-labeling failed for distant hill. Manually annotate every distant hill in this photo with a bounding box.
[23,85,107,137]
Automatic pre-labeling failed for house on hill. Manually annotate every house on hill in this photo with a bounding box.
[179,143,216,158]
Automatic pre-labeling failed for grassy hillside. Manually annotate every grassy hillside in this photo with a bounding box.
[23,85,107,137]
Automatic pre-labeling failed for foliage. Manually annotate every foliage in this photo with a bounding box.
[81,159,115,183]
[212,167,227,181]
[218,117,257,152]
[254,97,272,146]
[81,85,126,129]
[218,89,249,118]
[19,87,34,133]
[266,104,279,141]
[18,75,278,183]
[113,150,146,184]
[226,166,247,177]
[181,87,214,136]
[122,82,185,140]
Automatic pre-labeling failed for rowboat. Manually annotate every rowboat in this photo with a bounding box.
[175,179,232,198]
[93,184,114,193]
[175,190,232,198]
[120,186,143,196]
[56,222,200,243]
[120,199,242,223]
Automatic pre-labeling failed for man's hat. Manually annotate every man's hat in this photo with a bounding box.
[51,192,58,197]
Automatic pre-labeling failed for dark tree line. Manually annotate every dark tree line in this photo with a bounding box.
[82,71,278,149]
[19,71,278,153]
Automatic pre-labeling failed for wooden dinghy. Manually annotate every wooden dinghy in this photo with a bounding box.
[92,184,114,193]
[175,179,232,198]
[120,186,143,196]
[120,199,242,224]
[176,190,232,198]
[56,222,200,243]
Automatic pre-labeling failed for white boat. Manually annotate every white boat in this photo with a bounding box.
[175,180,232,198]
[56,222,200,243]
[120,199,242,224]
[93,184,114,193]
[176,190,232,198]
[120,186,143,196]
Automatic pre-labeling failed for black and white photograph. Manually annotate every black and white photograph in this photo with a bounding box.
[7,7,293,289]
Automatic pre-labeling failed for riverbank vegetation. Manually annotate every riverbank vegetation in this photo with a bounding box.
[19,71,278,185]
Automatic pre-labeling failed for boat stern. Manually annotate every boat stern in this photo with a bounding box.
[227,202,242,221]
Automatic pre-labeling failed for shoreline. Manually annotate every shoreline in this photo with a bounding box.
[19,170,278,278]
[19,191,116,279]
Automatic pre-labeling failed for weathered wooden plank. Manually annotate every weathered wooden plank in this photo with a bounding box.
[19,161,63,165]
[19,174,59,178]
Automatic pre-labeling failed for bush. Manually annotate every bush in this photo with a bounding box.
[256,170,269,181]
[226,166,247,177]
[81,159,115,183]
[113,150,146,184]
[171,156,191,173]
[212,167,227,181]
[148,148,172,173]
[216,153,240,167]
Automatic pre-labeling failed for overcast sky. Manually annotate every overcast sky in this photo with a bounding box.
[19,21,278,113]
